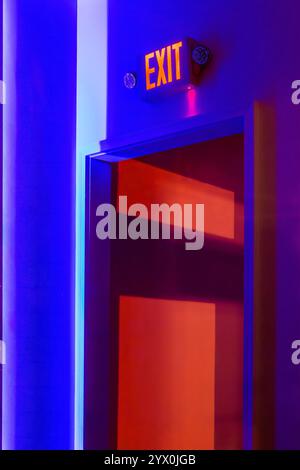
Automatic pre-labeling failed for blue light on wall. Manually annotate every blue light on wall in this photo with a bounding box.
[3,0,77,449]
[76,0,108,450]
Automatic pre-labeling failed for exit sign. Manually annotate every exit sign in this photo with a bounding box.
[145,41,183,90]
[143,38,210,93]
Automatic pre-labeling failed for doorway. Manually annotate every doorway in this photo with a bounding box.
[115,134,244,449]
[84,119,249,450]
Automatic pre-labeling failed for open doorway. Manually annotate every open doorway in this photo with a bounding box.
[115,134,244,449]
[84,127,247,450]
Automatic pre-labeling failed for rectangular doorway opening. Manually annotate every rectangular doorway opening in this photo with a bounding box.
[113,134,244,450]
[84,127,248,450]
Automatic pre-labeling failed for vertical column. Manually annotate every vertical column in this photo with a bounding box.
[3,0,77,449]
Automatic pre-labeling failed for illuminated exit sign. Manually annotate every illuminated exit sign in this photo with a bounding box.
[143,39,210,93]
[145,41,183,90]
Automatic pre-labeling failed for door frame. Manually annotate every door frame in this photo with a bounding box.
[84,106,265,450]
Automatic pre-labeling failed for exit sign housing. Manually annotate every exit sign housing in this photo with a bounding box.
[143,38,209,95]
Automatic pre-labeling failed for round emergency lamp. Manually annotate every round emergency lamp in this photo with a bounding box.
[191,44,211,66]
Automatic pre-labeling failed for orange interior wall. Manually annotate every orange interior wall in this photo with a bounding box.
[113,134,244,449]
[118,159,239,243]
[118,296,216,450]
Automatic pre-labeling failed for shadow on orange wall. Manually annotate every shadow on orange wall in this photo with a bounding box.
[111,134,244,449]
[118,159,242,243]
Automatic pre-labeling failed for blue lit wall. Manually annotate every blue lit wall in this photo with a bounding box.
[3,0,77,449]
[76,0,107,449]
[1,0,300,451]
[106,0,300,449]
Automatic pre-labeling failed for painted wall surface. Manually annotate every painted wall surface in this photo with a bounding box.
[115,137,244,450]
[106,0,300,449]
[3,0,77,449]
[76,0,108,449]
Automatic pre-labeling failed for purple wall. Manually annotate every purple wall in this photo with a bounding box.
[105,0,300,449]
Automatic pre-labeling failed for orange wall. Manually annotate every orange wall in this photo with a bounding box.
[118,296,216,450]
[118,159,238,242]
[113,135,244,449]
